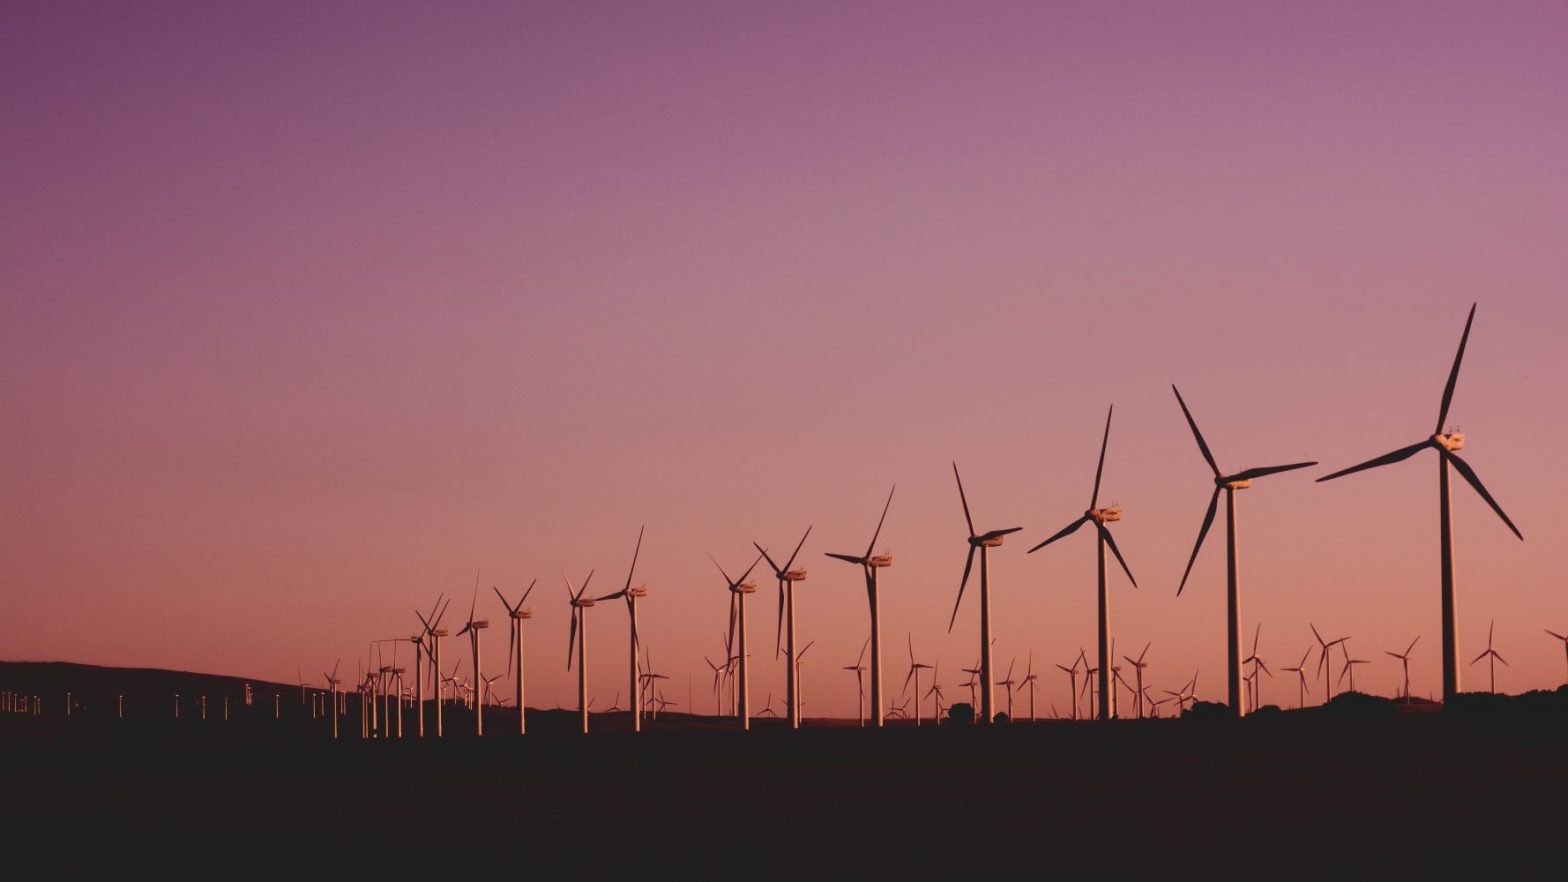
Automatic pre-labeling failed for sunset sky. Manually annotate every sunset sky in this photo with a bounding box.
[4,2,1565,716]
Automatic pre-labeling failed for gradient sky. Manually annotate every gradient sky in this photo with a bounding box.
[4,2,1566,716]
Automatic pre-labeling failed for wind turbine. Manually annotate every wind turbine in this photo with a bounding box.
[1316,304,1523,705]
[793,639,816,722]
[711,550,765,731]
[322,660,341,739]
[901,634,934,727]
[1054,658,1081,721]
[1546,629,1568,685]
[945,464,1022,725]
[417,596,451,738]
[1019,653,1040,722]
[825,486,895,728]
[1470,620,1508,694]
[843,637,869,727]
[454,584,489,737]
[926,663,948,724]
[1385,636,1420,702]
[1338,653,1370,694]
[1311,624,1348,705]
[994,658,1018,720]
[1029,406,1137,720]
[595,527,648,732]
[564,570,597,734]
[755,526,812,730]
[1171,385,1316,718]
[493,579,537,735]
[1241,625,1270,712]
[1122,643,1150,719]
[704,656,726,717]
[1281,648,1312,709]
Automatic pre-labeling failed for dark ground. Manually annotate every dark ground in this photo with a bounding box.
[3,661,1566,879]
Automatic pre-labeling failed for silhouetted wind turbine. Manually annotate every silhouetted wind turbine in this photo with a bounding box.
[793,639,816,721]
[595,527,648,732]
[1171,385,1316,717]
[1385,636,1420,702]
[1123,643,1150,719]
[755,526,812,730]
[494,579,537,735]
[1029,406,1137,720]
[995,658,1018,720]
[1316,304,1522,705]
[455,582,489,737]
[1311,624,1348,705]
[1019,653,1039,722]
[945,463,1022,725]
[711,549,765,731]
[926,663,948,724]
[843,637,869,727]
[1055,658,1081,721]
[901,634,934,727]
[825,486,895,728]
[1280,648,1312,709]
[1242,625,1271,712]
[1470,619,1507,694]
[418,596,451,737]
[564,570,597,734]
[1546,630,1568,685]
[412,595,444,738]
[322,660,341,739]
[1338,653,1369,694]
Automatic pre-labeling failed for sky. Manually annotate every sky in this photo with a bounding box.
[3,1,1566,717]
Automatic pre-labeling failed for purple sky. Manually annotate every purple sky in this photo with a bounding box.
[3,2,1566,714]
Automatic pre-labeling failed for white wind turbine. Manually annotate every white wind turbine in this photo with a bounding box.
[493,579,537,735]
[710,549,766,731]
[417,596,451,738]
[755,526,812,730]
[946,464,1022,726]
[1470,620,1507,694]
[455,585,490,737]
[594,527,649,732]
[825,486,896,728]
[564,570,597,734]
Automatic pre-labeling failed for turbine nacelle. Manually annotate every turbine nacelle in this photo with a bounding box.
[732,582,758,594]
[572,598,596,609]
[784,569,808,582]
[626,585,650,598]
[1435,432,1465,451]
[1089,506,1123,523]
[868,553,893,568]
[1222,478,1252,490]
[510,609,533,620]
[430,628,448,638]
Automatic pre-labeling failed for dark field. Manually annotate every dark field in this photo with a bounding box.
[4,662,1567,879]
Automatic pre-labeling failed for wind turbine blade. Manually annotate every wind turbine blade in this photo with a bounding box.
[1406,635,1420,655]
[505,620,516,677]
[1547,629,1566,641]
[1091,404,1113,507]
[1436,303,1476,433]
[1176,488,1220,596]
[1445,452,1523,540]
[865,485,895,558]
[952,462,976,536]
[1494,652,1509,666]
[1470,649,1487,665]
[782,525,812,572]
[824,552,863,564]
[1316,441,1429,482]
[566,610,579,670]
[520,577,537,605]
[858,636,870,667]
[709,553,734,585]
[738,549,767,585]
[947,546,977,633]
[753,542,782,577]
[1171,385,1220,477]
[1027,515,1089,554]
[1228,461,1318,483]
[492,584,513,613]
[726,593,737,657]
[1098,525,1137,588]
[622,524,645,594]
[1251,623,1262,657]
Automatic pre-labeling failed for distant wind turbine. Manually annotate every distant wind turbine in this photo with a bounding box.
[1316,304,1523,705]
[755,526,812,730]
[595,527,648,732]
[901,634,934,727]
[1280,648,1312,709]
[455,580,489,737]
[843,638,869,727]
[1311,624,1348,705]
[494,579,537,735]
[1385,636,1420,702]
[564,570,597,734]
[1029,406,1137,720]
[711,550,766,731]
[1546,629,1568,685]
[1470,620,1507,694]
[825,486,896,728]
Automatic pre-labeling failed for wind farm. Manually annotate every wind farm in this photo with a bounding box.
[5,2,1566,878]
